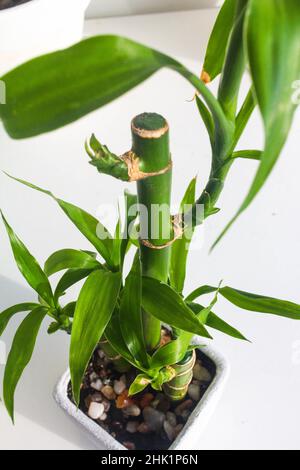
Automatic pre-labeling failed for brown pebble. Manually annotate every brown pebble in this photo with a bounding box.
[101,385,116,400]
[175,399,193,416]
[139,393,154,409]
[116,390,134,409]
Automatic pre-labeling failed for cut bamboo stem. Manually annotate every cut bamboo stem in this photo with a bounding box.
[163,350,196,401]
[131,113,172,352]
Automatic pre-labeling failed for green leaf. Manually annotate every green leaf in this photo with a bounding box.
[234,88,256,145]
[1,212,54,307]
[70,269,121,404]
[216,0,300,245]
[142,277,212,339]
[195,96,214,145]
[3,306,47,421]
[150,334,190,369]
[0,36,228,149]
[119,256,148,367]
[105,312,141,369]
[5,173,114,268]
[0,303,40,336]
[111,213,122,268]
[220,286,300,320]
[169,177,196,294]
[61,301,76,318]
[128,374,152,396]
[120,190,138,265]
[54,268,95,300]
[44,249,100,276]
[232,150,262,161]
[201,0,237,81]
[188,302,248,341]
[185,285,218,303]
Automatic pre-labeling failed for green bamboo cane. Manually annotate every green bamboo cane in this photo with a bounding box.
[131,113,172,352]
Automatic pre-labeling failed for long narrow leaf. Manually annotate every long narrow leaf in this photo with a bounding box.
[188,302,248,341]
[216,0,300,245]
[0,36,229,152]
[119,256,148,367]
[70,269,121,404]
[44,249,100,276]
[54,268,95,300]
[1,212,54,307]
[142,277,212,339]
[0,303,39,336]
[169,177,196,294]
[201,0,237,82]
[220,286,300,320]
[3,306,47,421]
[5,173,114,268]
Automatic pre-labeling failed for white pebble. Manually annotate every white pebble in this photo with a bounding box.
[124,404,141,417]
[88,402,105,420]
[126,421,139,433]
[163,419,175,441]
[98,413,107,421]
[188,383,201,401]
[113,379,126,395]
[166,411,177,427]
[193,362,212,382]
[89,372,98,382]
[91,379,103,391]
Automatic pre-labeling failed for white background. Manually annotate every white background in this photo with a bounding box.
[0,8,300,450]
[86,0,222,18]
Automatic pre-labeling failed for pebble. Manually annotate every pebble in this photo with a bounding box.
[181,409,191,420]
[139,392,154,409]
[102,398,111,413]
[137,422,151,434]
[123,441,136,450]
[88,402,105,420]
[123,404,141,417]
[91,392,103,403]
[166,411,177,427]
[188,383,201,401]
[98,413,107,422]
[101,385,116,400]
[126,421,139,434]
[174,423,184,437]
[175,399,193,416]
[91,379,103,391]
[89,372,98,382]
[193,362,212,382]
[111,420,123,431]
[98,349,105,359]
[143,406,165,432]
[156,393,171,413]
[113,379,126,395]
[116,390,134,409]
[120,374,127,384]
[163,419,175,441]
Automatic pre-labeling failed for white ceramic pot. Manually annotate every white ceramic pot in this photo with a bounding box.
[0,0,90,76]
[54,338,229,450]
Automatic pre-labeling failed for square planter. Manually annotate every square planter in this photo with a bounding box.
[53,338,229,450]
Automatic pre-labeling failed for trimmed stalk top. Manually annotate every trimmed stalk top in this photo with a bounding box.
[132,113,169,140]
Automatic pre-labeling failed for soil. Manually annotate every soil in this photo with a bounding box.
[0,0,31,10]
[68,345,216,450]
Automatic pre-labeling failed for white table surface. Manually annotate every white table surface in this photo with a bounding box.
[0,9,300,451]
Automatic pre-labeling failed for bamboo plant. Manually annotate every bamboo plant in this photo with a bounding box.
[0,0,300,421]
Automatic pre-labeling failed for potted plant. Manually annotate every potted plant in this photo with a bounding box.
[0,0,299,450]
[0,0,90,75]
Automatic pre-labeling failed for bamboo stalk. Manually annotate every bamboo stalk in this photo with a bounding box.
[99,337,131,373]
[131,113,172,352]
[163,350,196,401]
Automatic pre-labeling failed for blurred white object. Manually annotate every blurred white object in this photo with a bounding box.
[86,0,222,19]
[0,0,90,75]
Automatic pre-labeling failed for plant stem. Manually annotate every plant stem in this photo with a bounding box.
[163,350,196,401]
[132,113,172,352]
[99,337,131,373]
